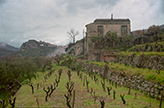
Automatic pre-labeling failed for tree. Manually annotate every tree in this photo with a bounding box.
[122,34,134,49]
[135,30,144,36]
[148,25,161,35]
[148,25,161,44]
[67,28,79,43]
[55,54,61,65]
[105,31,120,48]
[89,34,105,49]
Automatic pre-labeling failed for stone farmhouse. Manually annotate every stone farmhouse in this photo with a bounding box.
[85,14,131,37]
[84,14,131,62]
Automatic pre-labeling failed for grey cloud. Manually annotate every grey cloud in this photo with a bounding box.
[0,0,163,47]
[62,0,120,14]
[0,0,6,4]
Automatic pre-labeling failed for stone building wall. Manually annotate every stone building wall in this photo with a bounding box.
[88,49,117,62]
[86,18,131,37]
[103,21,131,37]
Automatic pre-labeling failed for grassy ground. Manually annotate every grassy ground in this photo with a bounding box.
[86,61,164,85]
[127,41,164,52]
[117,51,164,57]
[14,63,163,108]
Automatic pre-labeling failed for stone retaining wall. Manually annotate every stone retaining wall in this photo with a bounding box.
[84,64,164,100]
[129,43,164,52]
[117,54,164,70]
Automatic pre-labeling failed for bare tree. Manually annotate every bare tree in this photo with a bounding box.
[67,28,79,43]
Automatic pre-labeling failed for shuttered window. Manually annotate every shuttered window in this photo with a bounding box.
[122,26,127,36]
[97,26,103,36]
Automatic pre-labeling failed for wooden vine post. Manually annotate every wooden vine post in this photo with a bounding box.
[159,87,163,108]
[103,64,109,80]
[88,63,93,76]
[72,90,75,108]
[36,97,39,108]
[113,90,116,100]
[86,77,90,92]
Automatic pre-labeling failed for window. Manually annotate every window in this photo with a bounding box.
[122,26,127,36]
[97,26,103,36]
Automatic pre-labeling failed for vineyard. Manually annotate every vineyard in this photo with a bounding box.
[14,63,163,108]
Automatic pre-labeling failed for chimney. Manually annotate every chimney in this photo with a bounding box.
[111,14,113,20]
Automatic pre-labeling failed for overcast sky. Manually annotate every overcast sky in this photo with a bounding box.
[0,0,163,47]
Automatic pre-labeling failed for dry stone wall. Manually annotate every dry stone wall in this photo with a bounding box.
[129,43,164,52]
[117,54,164,70]
[83,64,164,100]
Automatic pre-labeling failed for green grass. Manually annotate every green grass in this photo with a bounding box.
[127,41,164,52]
[85,61,164,85]
[117,51,164,57]
[14,63,163,108]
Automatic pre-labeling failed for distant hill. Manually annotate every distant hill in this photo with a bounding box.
[0,42,19,51]
[160,24,164,29]
[15,40,58,57]
[0,47,15,57]
[0,42,19,58]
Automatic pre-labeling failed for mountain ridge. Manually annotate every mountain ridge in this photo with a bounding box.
[0,42,19,51]
[0,42,19,58]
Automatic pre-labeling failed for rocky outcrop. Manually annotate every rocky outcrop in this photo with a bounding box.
[66,41,84,56]
[20,40,57,52]
[18,40,57,57]
[117,54,164,70]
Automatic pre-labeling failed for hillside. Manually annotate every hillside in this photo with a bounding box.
[15,40,58,57]
[0,42,19,58]
[0,47,15,57]
[0,42,19,51]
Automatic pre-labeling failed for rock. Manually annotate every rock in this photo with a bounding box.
[144,84,149,88]
[152,45,157,51]
[151,88,154,93]
[146,88,150,92]
[158,86,163,90]
[151,93,154,97]
[154,94,158,98]
[154,88,158,93]
[146,46,152,52]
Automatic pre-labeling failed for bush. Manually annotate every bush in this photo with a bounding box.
[71,62,82,71]
[60,54,76,68]
[0,56,51,86]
